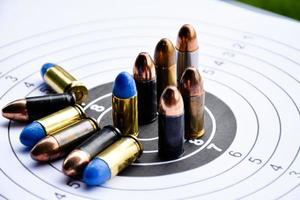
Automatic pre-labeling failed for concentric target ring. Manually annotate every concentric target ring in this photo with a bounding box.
[0,16,299,199]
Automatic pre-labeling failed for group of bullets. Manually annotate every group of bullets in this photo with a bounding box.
[2,24,205,186]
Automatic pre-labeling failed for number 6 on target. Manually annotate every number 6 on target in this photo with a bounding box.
[229,151,242,158]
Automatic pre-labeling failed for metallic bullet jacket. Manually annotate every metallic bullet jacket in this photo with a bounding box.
[176,24,199,82]
[158,86,184,160]
[30,118,98,162]
[133,52,157,124]
[42,64,88,103]
[2,99,28,122]
[154,38,177,105]
[133,52,156,82]
[63,149,91,177]
[180,67,205,139]
[2,93,76,122]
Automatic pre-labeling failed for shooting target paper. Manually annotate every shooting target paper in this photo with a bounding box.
[0,0,299,199]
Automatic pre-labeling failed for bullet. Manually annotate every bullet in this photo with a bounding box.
[63,125,121,177]
[2,93,76,122]
[112,72,138,136]
[20,105,86,148]
[41,63,88,103]
[176,24,199,82]
[154,38,177,105]
[83,135,143,186]
[180,67,205,139]
[158,86,184,160]
[30,118,98,162]
[133,52,157,125]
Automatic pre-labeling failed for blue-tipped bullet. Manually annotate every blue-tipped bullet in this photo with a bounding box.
[83,136,143,186]
[19,105,85,148]
[112,72,138,136]
[112,71,137,99]
[20,121,45,147]
[83,158,111,186]
[41,63,56,77]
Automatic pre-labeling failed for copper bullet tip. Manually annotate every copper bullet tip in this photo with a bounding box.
[154,38,176,68]
[176,24,198,52]
[159,86,184,116]
[30,136,60,162]
[63,149,91,177]
[2,99,28,121]
[180,67,204,96]
[133,52,156,81]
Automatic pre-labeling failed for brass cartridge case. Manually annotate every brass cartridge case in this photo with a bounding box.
[96,136,143,177]
[37,105,86,136]
[112,95,138,136]
[183,95,205,139]
[44,65,88,103]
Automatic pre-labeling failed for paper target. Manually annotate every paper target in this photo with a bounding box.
[0,5,300,200]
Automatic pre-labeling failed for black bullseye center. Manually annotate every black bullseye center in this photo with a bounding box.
[84,82,236,176]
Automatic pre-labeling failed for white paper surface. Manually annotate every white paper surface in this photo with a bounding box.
[0,0,299,199]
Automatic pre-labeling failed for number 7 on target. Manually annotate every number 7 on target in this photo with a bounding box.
[207,143,222,152]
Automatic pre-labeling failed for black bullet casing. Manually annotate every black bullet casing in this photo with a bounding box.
[80,125,121,158]
[158,114,184,160]
[136,79,157,125]
[26,93,75,121]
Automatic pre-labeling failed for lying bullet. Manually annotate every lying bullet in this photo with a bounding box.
[180,67,205,139]
[30,117,98,162]
[41,63,88,103]
[20,105,86,148]
[2,93,76,122]
[176,24,199,82]
[63,125,121,177]
[112,72,138,136]
[158,86,184,160]
[133,52,157,125]
[154,38,177,105]
[83,135,143,186]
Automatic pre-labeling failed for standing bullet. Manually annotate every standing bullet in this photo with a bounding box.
[133,52,157,125]
[30,118,98,162]
[112,72,138,136]
[2,93,76,122]
[83,135,143,186]
[180,67,205,139]
[63,125,121,177]
[154,38,177,105]
[176,24,199,82]
[20,105,86,148]
[41,63,88,103]
[158,86,184,160]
